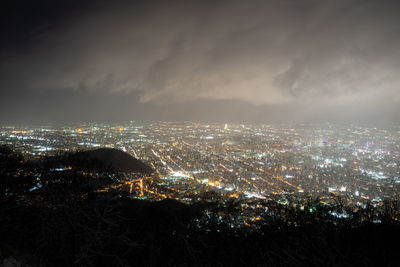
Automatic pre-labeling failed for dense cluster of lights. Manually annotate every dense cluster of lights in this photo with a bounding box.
[1,122,399,207]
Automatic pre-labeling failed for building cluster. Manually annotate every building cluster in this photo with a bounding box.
[1,122,399,209]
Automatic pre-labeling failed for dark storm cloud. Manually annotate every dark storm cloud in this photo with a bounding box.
[274,0,400,99]
[0,0,399,124]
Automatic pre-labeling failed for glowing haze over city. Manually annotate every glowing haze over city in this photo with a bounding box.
[1,0,400,125]
[1,0,399,205]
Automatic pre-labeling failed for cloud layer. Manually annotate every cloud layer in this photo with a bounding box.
[1,0,399,123]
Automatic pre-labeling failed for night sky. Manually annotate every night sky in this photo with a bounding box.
[1,0,399,125]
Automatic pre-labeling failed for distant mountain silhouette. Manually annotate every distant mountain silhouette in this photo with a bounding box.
[42,148,153,174]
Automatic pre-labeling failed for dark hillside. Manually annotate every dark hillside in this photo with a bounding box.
[41,148,153,174]
[1,146,400,266]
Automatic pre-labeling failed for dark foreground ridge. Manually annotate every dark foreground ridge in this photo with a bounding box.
[1,145,400,266]
[42,148,154,174]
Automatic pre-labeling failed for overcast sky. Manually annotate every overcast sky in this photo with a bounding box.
[1,0,399,125]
